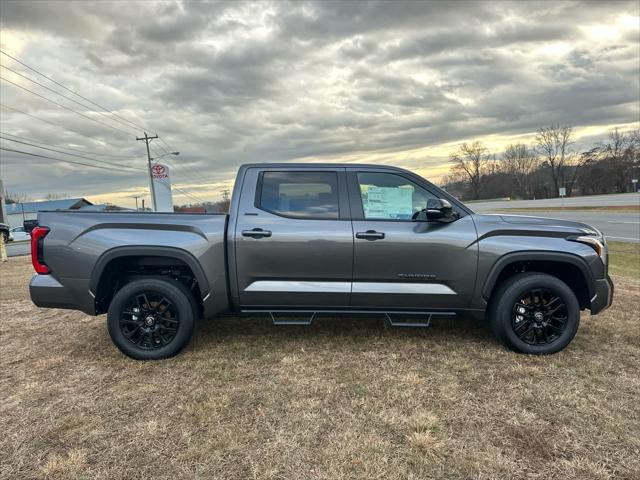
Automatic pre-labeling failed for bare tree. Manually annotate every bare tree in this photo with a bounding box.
[579,128,639,194]
[4,191,30,204]
[449,141,491,200]
[603,128,636,193]
[45,192,69,200]
[501,143,538,198]
[535,124,574,196]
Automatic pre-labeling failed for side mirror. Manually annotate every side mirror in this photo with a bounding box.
[414,198,456,222]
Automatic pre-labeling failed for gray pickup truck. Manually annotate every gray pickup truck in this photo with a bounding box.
[29,163,613,359]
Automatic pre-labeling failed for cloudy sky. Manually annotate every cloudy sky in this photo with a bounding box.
[0,0,638,207]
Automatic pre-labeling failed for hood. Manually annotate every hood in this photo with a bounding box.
[472,213,601,238]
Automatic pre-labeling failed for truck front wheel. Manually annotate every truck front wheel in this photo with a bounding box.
[107,278,197,360]
[489,273,580,354]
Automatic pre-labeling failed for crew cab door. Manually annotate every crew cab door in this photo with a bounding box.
[347,168,478,310]
[233,167,353,308]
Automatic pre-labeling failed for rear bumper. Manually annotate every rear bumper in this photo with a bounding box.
[29,274,95,314]
[590,275,614,315]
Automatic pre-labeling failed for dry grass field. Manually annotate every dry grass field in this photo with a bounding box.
[608,242,640,279]
[1,254,639,480]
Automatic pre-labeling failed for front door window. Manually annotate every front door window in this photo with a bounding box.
[357,172,437,220]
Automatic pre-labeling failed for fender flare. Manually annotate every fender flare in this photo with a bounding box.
[89,245,210,299]
[482,251,595,301]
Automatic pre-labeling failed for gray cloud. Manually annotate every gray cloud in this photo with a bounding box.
[0,0,638,205]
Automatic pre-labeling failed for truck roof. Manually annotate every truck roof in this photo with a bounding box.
[240,162,409,170]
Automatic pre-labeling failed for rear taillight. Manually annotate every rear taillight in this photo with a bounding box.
[31,226,50,274]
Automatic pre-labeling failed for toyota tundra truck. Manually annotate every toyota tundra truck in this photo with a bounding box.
[29,164,613,359]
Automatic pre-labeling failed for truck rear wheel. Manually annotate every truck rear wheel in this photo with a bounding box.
[107,278,197,360]
[489,273,580,354]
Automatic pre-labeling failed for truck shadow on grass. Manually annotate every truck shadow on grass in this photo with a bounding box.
[189,313,497,354]
[63,313,499,363]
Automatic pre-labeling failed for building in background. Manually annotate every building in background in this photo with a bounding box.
[5,198,92,228]
[79,203,132,212]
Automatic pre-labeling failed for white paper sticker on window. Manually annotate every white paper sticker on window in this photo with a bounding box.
[364,186,413,219]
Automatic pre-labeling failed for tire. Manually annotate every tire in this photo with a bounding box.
[1,231,8,243]
[107,277,197,360]
[489,273,580,355]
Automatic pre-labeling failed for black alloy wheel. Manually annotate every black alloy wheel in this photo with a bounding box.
[489,273,580,355]
[120,291,180,350]
[511,288,568,346]
[107,278,197,360]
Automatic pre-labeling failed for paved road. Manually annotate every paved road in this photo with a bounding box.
[469,192,640,210]
[470,194,639,243]
[6,241,30,257]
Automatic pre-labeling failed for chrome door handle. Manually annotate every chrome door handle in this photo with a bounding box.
[242,228,272,238]
[356,230,385,240]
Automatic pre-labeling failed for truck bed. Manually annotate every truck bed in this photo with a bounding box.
[31,211,230,316]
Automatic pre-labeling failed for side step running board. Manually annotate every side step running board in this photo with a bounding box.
[384,312,434,328]
[240,310,457,328]
[269,312,317,326]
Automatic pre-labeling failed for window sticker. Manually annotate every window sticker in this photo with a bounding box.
[364,186,413,219]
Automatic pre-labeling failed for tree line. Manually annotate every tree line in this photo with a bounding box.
[443,125,639,201]
[4,192,69,204]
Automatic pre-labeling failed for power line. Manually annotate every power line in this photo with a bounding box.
[0,146,138,173]
[1,50,186,182]
[160,155,211,193]
[0,49,155,134]
[172,186,201,203]
[0,51,200,201]
[172,185,208,204]
[1,103,106,141]
[0,103,141,152]
[176,185,207,203]
[157,136,178,157]
[1,64,142,135]
[0,135,143,171]
[1,77,133,136]
[145,143,207,188]
[0,131,135,159]
[1,51,191,190]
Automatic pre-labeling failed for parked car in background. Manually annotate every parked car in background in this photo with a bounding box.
[0,223,9,243]
[23,219,38,234]
[29,163,613,360]
[10,226,31,242]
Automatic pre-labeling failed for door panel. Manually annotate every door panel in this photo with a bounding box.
[351,217,478,309]
[348,169,478,309]
[234,168,353,308]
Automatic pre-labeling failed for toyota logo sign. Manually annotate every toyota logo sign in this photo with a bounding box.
[151,164,166,175]
[151,163,169,179]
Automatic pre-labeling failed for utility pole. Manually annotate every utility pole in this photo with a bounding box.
[131,195,141,211]
[136,132,159,211]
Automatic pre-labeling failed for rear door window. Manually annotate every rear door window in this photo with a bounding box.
[258,171,340,219]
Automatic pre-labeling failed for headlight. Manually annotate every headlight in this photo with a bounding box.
[569,235,607,264]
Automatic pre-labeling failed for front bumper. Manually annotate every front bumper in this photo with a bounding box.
[591,275,614,315]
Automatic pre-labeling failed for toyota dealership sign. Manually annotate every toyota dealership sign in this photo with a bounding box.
[151,164,169,179]
[150,163,174,212]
